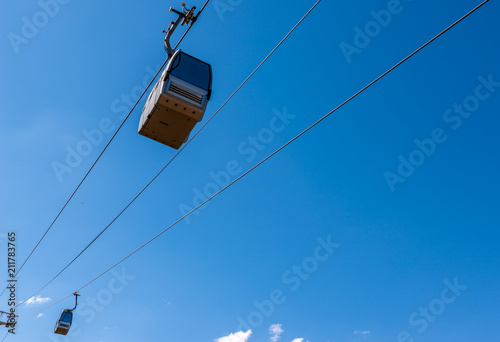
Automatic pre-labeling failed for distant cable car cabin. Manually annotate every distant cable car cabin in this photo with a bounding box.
[54,310,73,335]
[138,2,212,149]
[54,292,80,336]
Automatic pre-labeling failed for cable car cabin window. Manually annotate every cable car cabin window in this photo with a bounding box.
[60,311,72,323]
[170,52,211,91]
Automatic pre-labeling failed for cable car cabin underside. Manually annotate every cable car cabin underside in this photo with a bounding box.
[138,76,206,149]
[139,50,212,149]
[54,320,70,335]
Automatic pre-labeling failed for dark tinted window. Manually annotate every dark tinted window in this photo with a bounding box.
[60,311,73,323]
[170,52,211,91]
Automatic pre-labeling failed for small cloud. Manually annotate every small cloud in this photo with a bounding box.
[269,324,284,342]
[354,330,370,338]
[216,330,252,342]
[24,296,51,307]
[36,313,43,319]
[291,339,304,342]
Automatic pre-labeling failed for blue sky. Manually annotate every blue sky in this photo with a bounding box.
[0,0,499,341]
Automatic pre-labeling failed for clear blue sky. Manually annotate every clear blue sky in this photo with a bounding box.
[1,0,499,341]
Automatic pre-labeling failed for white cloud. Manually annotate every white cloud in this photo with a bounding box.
[291,339,304,342]
[216,330,252,342]
[36,313,43,319]
[24,296,51,307]
[269,324,284,342]
[353,330,371,338]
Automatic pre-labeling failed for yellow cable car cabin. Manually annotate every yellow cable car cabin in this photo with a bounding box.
[138,50,212,149]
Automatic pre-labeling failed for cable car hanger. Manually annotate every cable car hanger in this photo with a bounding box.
[68,292,80,312]
[164,2,199,58]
